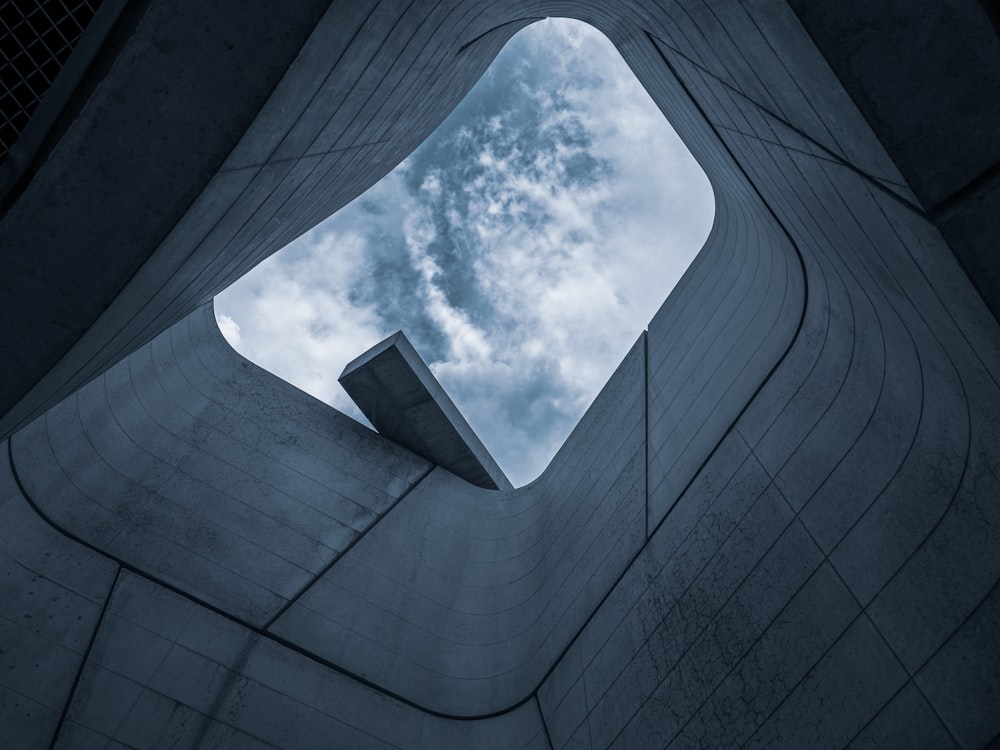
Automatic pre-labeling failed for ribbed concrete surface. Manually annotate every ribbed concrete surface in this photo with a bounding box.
[10,306,430,626]
[2,0,999,747]
[0,441,118,747]
[56,571,549,748]
[0,0,544,439]
[272,336,646,715]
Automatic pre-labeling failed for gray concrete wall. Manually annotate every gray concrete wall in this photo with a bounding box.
[9,304,430,627]
[0,0,542,439]
[2,1,999,747]
[786,0,1000,322]
[272,336,646,715]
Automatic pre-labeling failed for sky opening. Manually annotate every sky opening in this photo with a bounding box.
[214,18,714,486]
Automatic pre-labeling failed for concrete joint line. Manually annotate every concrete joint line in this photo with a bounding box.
[535,694,554,749]
[262,462,436,630]
[641,29,810,540]
[48,566,122,750]
[216,139,395,175]
[927,157,1000,217]
[456,17,546,55]
[646,30,925,217]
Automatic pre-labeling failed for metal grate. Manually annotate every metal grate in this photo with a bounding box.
[1,0,101,161]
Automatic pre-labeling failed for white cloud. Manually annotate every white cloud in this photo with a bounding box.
[214,18,714,486]
[216,313,241,346]
[215,225,386,423]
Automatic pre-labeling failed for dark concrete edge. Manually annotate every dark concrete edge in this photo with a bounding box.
[456,16,547,54]
[338,331,407,378]
[0,0,131,208]
[0,0,337,442]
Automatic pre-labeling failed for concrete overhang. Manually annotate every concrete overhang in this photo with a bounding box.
[339,331,512,491]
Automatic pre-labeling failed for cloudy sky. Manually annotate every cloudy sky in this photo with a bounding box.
[214,18,714,486]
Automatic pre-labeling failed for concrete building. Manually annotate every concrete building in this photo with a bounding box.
[2,1,999,747]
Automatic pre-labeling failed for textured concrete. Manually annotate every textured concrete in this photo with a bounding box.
[0,0,541,439]
[274,336,645,715]
[340,331,512,490]
[10,305,430,626]
[786,0,1000,321]
[56,571,548,749]
[0,440,118,748]
[2,1,999,747]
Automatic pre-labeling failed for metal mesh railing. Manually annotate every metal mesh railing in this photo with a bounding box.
[1,0,101,162]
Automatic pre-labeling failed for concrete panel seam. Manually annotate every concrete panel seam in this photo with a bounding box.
[216,139,393,175]
[93,369,330,575]
[713,121,920,217]
[908,574,1000,744]
[865,182,1000,395]
[730,609,868,750]
[643,29,809,539]
[799,164,980,572]
[457,17,546,54]
[47,565,121,750]
[711,1,910,193]
[713,122,851,169]
[606,518,816,747]
[648,30,922,214]
[643,329,650,541]
[195,631,262,748]
[231,0,386,172]
[765,464,966,748]
[759,272,889,496]
[927,158,1000,217]
[582,464,788,726]
[8,432,546,719]
[840,677,927,749]
[262,463,436,630]
[534,694,554,750]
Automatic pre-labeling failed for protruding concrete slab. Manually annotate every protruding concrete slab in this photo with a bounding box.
[339,332,512,491]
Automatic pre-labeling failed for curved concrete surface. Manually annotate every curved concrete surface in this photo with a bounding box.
[271,335,647,715]
[2,0,999,747]
[1,454,548,747]
[0,440,118,747]
[11,305,430,626]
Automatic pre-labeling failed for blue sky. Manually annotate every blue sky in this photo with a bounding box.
[214,19,713,486]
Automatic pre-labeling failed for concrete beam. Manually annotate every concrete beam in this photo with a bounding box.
[339,332,512,491]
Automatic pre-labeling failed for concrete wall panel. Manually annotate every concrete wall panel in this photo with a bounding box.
[56,572,547,749]
[0,442,118,748]
[10,306,430,626]
[2,0,999,746]
[271,336,647,715]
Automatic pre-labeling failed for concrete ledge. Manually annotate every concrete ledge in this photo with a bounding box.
[340,331,512,491]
